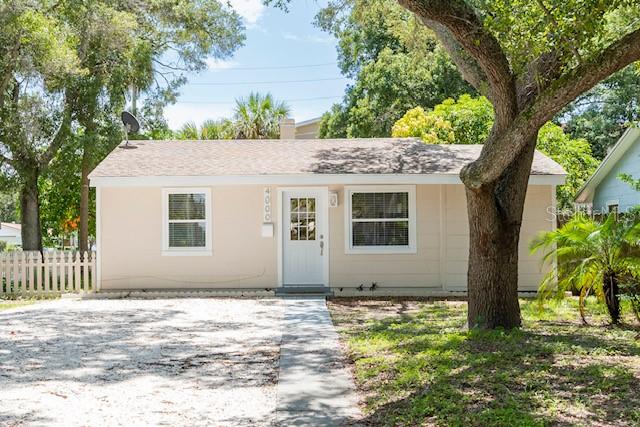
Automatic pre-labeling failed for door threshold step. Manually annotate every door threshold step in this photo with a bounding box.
[275,287,333,296]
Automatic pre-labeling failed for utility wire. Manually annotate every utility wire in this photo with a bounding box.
[176,95,343,105]
[189,77,347,86]
[210,61,338,71]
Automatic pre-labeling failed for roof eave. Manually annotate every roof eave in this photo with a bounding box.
[89,173,566,187]
[574,127,640,204]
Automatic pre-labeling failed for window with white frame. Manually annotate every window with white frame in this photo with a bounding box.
[162,188,212,255]
[345,186,416,253]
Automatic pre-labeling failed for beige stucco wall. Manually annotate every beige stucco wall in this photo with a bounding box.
[98,184,554,291]
[441,184,553,291]
[295,121,321,139]
[100,186,278,289]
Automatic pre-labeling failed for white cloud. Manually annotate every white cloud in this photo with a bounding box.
[205,58,239,71]
[282,32,333,44]
[228,0,265,26]
[282,32,301,41]
[164,103,234,129]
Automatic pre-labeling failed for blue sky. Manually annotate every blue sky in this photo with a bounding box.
[163,0,349,130]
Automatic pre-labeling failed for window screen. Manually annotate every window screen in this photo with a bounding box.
[168,193,207,248]
[351,192,409,247]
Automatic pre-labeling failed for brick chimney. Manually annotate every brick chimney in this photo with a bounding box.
[279,118,295,139]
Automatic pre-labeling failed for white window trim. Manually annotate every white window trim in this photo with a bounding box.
[344,185,417,254]
[162,188,212,256]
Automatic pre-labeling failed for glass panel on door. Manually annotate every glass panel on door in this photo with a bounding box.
[289,197,317,241]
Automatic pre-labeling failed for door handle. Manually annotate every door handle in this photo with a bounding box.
[320,240,324,256]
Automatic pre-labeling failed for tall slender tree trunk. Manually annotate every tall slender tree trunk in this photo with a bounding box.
[20,170,42,251]
[79,149,90,253]
[602,272,620,324]
[465,135,538,329]
[79,124,95,253]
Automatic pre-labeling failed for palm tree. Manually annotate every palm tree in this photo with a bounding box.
[530,213,640,324]
[177,121,199,139]
[176,119,234,140]
[232,92,290,139]
[200,119,234,139]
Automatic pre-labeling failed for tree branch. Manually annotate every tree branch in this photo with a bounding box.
[463,27,640,189]
[516,50,562,109]
[424,20,489,96]
[398,0,517,130]
[530,26,640,127]
[39,100,72,169]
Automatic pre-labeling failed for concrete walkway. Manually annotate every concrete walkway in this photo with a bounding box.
[276,297,361,426]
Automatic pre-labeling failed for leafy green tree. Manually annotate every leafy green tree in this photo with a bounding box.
[315,0,473,138]
[531,214,640,324]
[391,107,454,143]
[0,192,18,223]
[563,64,640,159]
[392,95,492,144]
[39,0,244,252]
[201,119,234,139]
[0,1,81,250]
[232,92,290,139]
[176,119,234,140]
[537,124,599,209]
[270,0,640,329]
[177,122,200,140]
[429,95,494,145]
[393,96,598,209]
[619,173,640,192]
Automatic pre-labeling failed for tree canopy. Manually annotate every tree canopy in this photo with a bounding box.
[392,95,492,144]
[314,0,473,138]
[563,64,640,159]
[174,92,290,140]
[233,92,290,139]
[392,95,598,209]
[1,0,245,250]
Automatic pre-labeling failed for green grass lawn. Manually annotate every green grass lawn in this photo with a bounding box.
[0,299,37,311]
[328,298,640,427]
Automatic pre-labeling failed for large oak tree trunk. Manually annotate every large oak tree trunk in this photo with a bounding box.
[20,172,42,251]
[466,135,537,329]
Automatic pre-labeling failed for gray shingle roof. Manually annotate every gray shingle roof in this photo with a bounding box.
[89,138,566,178]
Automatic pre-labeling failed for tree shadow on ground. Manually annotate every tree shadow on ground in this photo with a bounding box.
[330,300,640,427]
[0,298,284,425]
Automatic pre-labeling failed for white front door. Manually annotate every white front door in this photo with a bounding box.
[282,188,327,286]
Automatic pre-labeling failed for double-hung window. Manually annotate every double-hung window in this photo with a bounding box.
[162,188,212,256]
[345,185,416,254]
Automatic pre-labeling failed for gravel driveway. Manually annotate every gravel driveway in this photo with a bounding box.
[0,298,284,426]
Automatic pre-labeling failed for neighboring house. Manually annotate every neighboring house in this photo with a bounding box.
[575,127,640,213]
[0,222,21,247]
[279,117,322,139]
[295,117,322,139]
[89,133,565,295]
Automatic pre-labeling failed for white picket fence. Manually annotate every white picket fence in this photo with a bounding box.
[0,251,96,296]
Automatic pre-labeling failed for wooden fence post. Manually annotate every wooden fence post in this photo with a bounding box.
[27,251,39,294]
[20,252,26,296]
[82,251,89,293]
[90,251,96,292]
[74,251,81,292]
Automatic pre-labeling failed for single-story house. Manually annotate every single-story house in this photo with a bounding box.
[89,135,565,295]
[278,117,322,140]
[0,222,21,247]
[575,127,640,213]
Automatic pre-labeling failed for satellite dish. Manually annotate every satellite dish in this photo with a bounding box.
[120,111,140,148]
[121,111,140,133]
